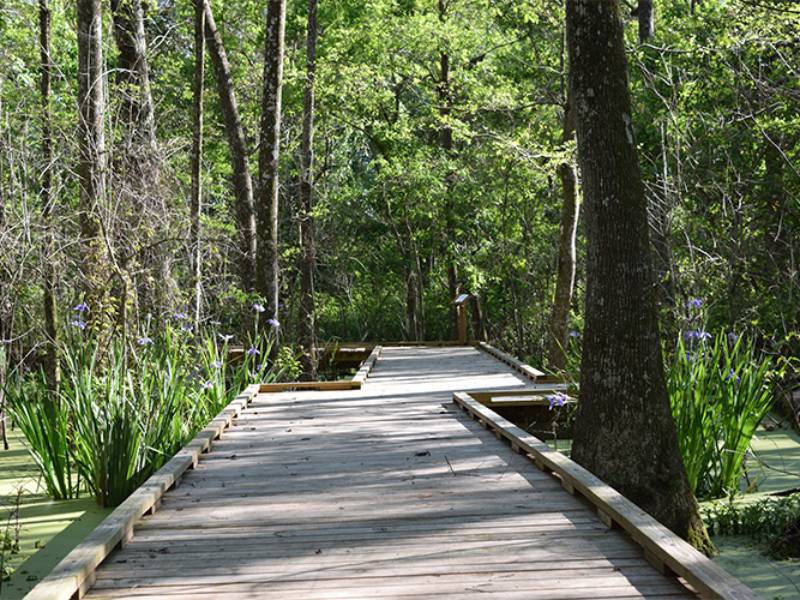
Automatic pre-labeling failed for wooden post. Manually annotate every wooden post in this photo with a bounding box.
[454,293,470,344]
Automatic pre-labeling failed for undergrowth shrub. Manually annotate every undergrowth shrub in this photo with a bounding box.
[6,317,289,507]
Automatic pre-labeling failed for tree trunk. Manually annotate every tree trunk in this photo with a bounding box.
[470,293,486,342]
[39,0,60,395]
[297,0,318,379]
[637,0,654,43]
[548,93,580,373]
[110,0,177,316]
[204,1,257,295]
[405,266,420,341]
[189,0,205,327]
[0,108,7,449]
[77,0,112,332]
[257,0,287,334]
[438,0,459,340]
[566,0,709,548]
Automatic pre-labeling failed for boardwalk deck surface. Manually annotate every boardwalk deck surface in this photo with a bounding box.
[84,346,697,599]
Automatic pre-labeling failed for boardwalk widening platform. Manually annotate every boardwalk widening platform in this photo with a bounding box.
[27,345,756,599]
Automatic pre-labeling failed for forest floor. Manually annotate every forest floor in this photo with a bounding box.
[0,428,112,599]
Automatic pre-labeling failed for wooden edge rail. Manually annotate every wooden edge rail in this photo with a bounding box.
[476,341,546,380]
[259,380,361,392]
[468,387,569,403]
[352,345,382,384]
[452,392,758,600]
[23,384,261,600]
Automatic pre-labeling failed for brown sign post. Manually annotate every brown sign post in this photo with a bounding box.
[454,293,471,344]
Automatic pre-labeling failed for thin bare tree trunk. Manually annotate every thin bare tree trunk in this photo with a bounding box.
[77,0,112,332]
[637,0,654,43]
[566,0,709,549]
[298,0,318,378]
[189,0,205,327]
[438,0,459,340]
[257,0,287,336]
[110,0,177,316]
[203,1,257,295]
[39,0,60,394]
[548,93,579,373]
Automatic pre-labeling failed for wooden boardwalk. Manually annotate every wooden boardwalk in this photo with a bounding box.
[75,345,704,599]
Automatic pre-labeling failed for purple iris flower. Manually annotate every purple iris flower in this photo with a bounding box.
[137,336,153,346]
[568,330,580,338]
[70,319,86,330]
[180,324,193,333]
[724,369,741,385]
[266,318,280,329]
[686,298,702,309]
[684,329,711,342]
[201,380,214,390]
[546,393,569,411]
[211,360,223,369]
[246,346,260,357]
[252,303,266,313]
[73,302,89,313]
[173,312,189,320]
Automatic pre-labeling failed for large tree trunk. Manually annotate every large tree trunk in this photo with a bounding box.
[189,0,205,327]
[39,0,60,395]
[548,93,580,373]
[566,0,709,548]
[203,1,257,295]
[77,0,112,332]
[257,0,287,334]
[297,0,318,379]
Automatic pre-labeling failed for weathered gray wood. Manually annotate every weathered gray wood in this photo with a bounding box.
[453,392,758,600]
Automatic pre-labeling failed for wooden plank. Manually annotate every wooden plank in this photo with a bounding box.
[476,341,546,380]
[23,384,260,600]
[352,344,382,384]
[453,392,758,600]
[258,380,361,392]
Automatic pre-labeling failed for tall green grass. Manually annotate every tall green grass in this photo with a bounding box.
[667,332,785,499]
[6,320,291,507]
[6,374,74,500]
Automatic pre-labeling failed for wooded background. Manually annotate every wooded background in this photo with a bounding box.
[0,0,797,374]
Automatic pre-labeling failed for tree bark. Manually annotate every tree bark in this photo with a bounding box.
[566,0,709,548]
[298,0,318,379]
[548,93,580,373]
[39,0,60,395]
[77,0,112,332]
[110,0,177,316]
[257,0,287,333]
[637,0,654,43]
[189,0,205,327]
[204,1,258,295]
[438,0,459,340]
